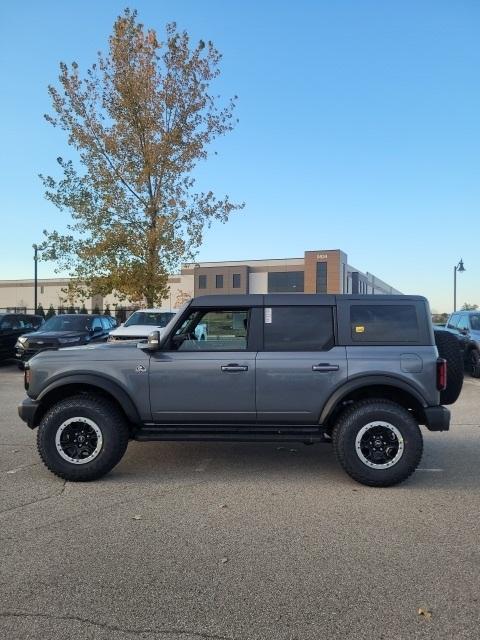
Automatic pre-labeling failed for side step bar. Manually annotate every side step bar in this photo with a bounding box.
[134,424,331,443]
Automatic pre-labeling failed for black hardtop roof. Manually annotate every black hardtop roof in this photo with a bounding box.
[190,294,428,308]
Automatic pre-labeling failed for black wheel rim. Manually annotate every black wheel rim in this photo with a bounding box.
[355,422,404,469]
[55,417,103,465]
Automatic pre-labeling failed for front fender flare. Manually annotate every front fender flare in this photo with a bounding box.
[36,373,141,424]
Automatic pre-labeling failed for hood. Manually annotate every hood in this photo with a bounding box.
[23,330,87,342]
[109,325,166,338]
[29,339,145,363]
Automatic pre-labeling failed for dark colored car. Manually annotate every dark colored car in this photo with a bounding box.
[444,310,480,377]
[0,313,44,362]
[15,314,117,363]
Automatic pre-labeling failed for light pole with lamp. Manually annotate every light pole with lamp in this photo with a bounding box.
[32,244,38,313]
[453,258,465,312]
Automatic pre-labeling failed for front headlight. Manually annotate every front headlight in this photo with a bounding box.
[17,336,27,345]
[58,337,82,345]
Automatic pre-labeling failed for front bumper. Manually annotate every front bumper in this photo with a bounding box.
[18,398,41,429]
[424,406,450,432]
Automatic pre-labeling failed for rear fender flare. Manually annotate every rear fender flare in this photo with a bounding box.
[319,375,428,424]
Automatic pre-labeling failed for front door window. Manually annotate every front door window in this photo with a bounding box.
[172,309,249,351]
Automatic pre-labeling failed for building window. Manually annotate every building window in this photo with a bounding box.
[232,273,241,289]
[268,271,304,293]
[215,274,224,289]
[40,286,45,294]
[198,275,207,289]
[316,262,327,294]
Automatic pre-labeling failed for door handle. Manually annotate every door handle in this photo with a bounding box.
[312,364,339,372]
[221,364,248,372]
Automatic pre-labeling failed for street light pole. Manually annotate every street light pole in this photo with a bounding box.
[453,258,465,312]
[33,244,38,313]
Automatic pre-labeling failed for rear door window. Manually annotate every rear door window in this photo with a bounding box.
[351,305,419,343]
[263,306,334,351]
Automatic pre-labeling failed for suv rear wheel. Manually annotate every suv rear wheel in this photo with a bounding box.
[37,394,129,481]
[332,399,423,487]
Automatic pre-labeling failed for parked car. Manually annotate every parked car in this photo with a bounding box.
[18,294,463,487]
[0,313,44,362]
[15,314,116,363]
[108,309,177,342]
[443,310,480,377]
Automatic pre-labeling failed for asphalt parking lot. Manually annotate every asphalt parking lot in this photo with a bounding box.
[1,363,479,640]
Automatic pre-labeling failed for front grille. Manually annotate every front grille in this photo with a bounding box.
[28,342,56,349]
[110,335,144,341]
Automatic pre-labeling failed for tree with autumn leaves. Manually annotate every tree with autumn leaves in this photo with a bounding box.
[40,9,243,306]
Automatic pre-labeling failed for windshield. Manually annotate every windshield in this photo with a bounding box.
[470,315,480,331]
[124,311,175,327]
[41,315,91,332]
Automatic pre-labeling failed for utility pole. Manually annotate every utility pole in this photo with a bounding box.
[33,244,38,312]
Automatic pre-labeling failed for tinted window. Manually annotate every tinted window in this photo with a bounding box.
[0,315,20,330]
[351,305,419,342]
[42,315,90,332]
[268,271,304,293]
[173,309,249,351]
[198,275,207,289]
[470,314,480,331]
[264,306,334,351]
[216,275,224,289]
[91,317,103,331]
[316,262,327,294]
[233,273,241,288]
[29,315,44,329]
[447,314,460,329]
[457,315,470,331]
[124,311,175,327]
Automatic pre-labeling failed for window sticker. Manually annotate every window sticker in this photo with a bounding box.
[264,307,272,324]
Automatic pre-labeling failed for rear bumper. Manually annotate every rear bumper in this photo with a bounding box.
[424,406,450,432]
[18,398,41,429]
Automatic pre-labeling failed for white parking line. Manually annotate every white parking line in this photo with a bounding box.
[417,468,443,472]
[195,458,213,472]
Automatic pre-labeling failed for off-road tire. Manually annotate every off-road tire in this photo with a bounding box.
[467,348,480,378]
[332,399,423,487]
[434,330,464,404]
[37,394,129,481]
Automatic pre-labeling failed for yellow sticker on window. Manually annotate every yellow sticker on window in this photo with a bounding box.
[355,325,365,333]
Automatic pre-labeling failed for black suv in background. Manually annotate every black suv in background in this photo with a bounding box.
[444,310,480,377]
[15,314,117,363]
[0,313,44,362]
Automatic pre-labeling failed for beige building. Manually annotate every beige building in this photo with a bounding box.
[0,248,400,314]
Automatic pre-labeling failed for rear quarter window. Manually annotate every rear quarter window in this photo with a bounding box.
[351,305,419,343]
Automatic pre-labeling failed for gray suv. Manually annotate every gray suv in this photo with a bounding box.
[18,295,460,487]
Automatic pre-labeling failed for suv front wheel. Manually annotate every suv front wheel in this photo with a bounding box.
[332,399,423,487]
[37,394,129,481]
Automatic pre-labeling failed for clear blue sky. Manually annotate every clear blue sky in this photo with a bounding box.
[1,0,478,312]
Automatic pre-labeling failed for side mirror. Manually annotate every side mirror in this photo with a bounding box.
[460,328,469,336]
[171,334,188,347]
[139,330,161,351]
